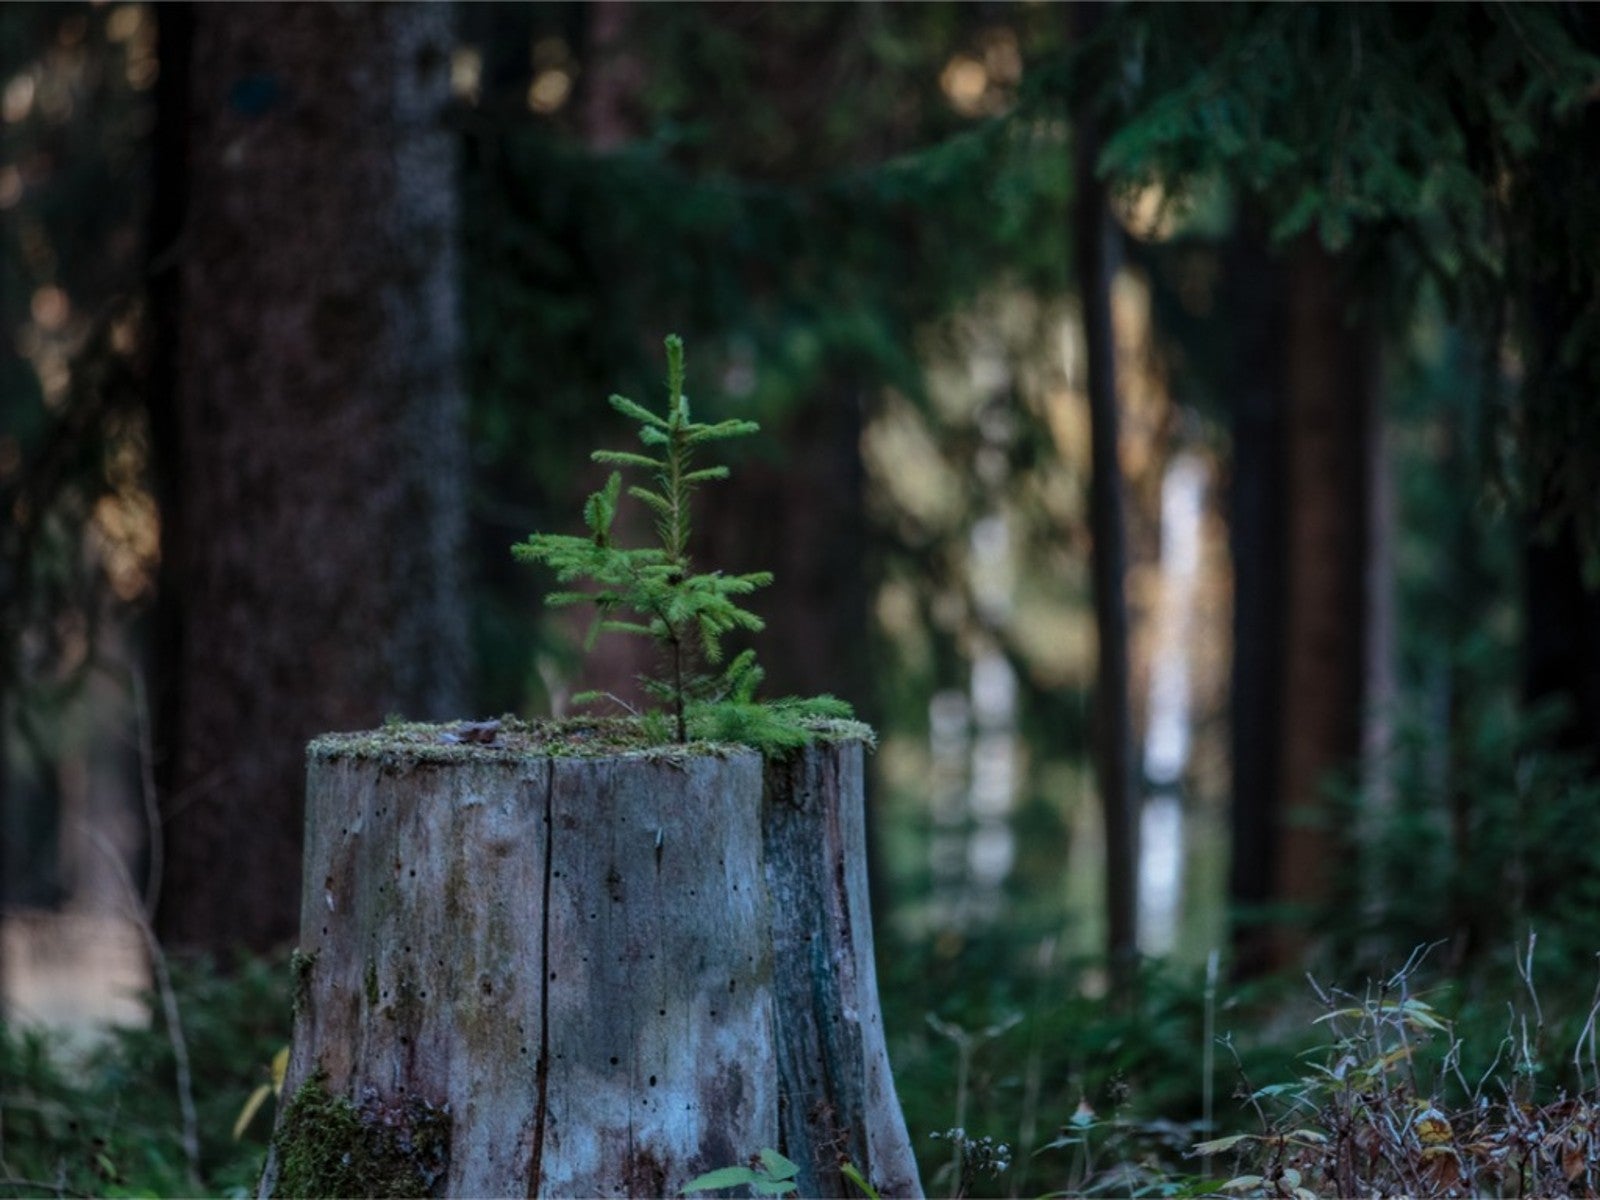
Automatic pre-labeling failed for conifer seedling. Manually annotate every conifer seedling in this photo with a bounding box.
[513,335,852,749]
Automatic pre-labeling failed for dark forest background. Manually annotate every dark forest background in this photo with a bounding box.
[3,3,1600,1195]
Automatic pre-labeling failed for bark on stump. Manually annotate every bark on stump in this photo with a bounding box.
[260,725,920,1199]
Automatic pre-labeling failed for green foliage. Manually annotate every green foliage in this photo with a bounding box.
[1193,951,1600,1199]
[513,336,856,752]
[1069,4,1600,543]
[0,953,291,1198]
[681,1148,799,1197]
[880,926,1309,1198]
[272,1073,449,1200]
[461,6,1074,718]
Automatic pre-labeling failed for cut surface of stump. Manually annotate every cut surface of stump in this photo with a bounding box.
[261,718,921,1198]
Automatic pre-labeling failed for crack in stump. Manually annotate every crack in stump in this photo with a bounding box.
[529,762,555,1197]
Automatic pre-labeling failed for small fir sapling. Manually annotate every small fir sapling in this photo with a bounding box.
[513,335,852,749]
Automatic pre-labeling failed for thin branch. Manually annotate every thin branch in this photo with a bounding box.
[82,826,202,1192]
[0,1178,93,1199]
[129,667,163,916]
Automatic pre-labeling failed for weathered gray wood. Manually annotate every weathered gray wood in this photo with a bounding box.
[764,741,922,1199]
[264,726,920,1198]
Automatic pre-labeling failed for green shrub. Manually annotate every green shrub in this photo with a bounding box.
[0,953,291,1198]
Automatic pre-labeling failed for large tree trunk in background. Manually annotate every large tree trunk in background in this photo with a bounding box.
[1222,218,1288,977]
[1275,240,1374,952]
[262,730,919,1198]
[1072,7,1139,976]
[1524,521,1600,759]
[1518,13,1600,768]
[698,389,873,714]
[157,4,468,954]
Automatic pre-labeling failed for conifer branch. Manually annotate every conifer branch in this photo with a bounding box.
[513,335,857,752]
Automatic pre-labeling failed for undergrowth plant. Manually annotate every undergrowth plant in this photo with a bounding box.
[514,335,852,750]
[1196,940,1600,1199]
[0,954,290,1198]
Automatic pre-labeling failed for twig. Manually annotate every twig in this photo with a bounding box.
[1201,949,1219,1179]
[128,667,163,915]
[1221,1035,1272,1132]
[1574,954,1600,1093]
[1383,940,1440,992]
[0,1177,92,1199]
[1011,937,1056,1199]
[82,827,202,1191]
[1514,930,1545,1089]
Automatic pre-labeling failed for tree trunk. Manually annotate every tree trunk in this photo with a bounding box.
[262,728,919,1199]
[157,3,468,954]
[1276,239,1373,949]
[1222,215,1288,976]
[1072,2,1139,977]
[697,386,873,714]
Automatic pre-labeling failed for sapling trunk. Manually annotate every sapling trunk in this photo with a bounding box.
[671,628,688,744]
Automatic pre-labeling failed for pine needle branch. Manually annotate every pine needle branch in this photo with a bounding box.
[512,334,856,750]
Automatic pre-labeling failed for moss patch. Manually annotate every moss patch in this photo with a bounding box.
[290,948,316,1018]
[309,714,874,767]
[272,1073,450,1199]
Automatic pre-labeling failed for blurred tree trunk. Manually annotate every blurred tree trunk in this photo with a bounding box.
[1222,216,1288,976]
[1520,142,1600,770]
[154,3,468,954]
[1275,239,1374,951]
[1072,3,1138,977]
[1225,234,1376,972]
[582,0,643,154]
[697,389,873,714]
[1524,523,1600,758]
[1518,11,1600,771]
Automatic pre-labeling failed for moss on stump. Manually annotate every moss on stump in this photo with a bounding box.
[273,1073,450,1199]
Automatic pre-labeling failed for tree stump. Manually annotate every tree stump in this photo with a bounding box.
[764,742,920,1199]
[260,722,921,1199]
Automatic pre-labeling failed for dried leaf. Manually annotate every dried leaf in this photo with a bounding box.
[1563,1141,1587,1182]
[1194,1133,1254,1156]
[1420,1147,1462,1190]
[232,1084,271,1141]
[1415,1107,1455,1146]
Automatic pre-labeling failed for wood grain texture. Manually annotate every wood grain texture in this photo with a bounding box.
[264,734,920,1198]
[764,741,922,1199]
